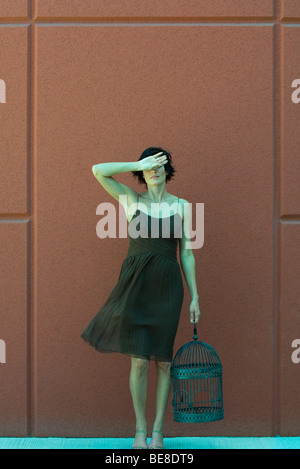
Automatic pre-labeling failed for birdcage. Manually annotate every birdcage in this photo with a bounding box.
[171,323,224,423]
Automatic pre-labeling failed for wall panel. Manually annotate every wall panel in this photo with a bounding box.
[35,23,274,437]
[282,27,300,215]
[36,0,274,20]
[0,0,28,19]
[0,27,28,213]
[279,225,300,435]
[0,223,28,436]
[282,0,300,19]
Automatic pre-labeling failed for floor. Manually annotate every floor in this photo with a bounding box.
[0,437,299,449]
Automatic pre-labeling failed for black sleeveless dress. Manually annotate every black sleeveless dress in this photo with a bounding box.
[81,194,184,362]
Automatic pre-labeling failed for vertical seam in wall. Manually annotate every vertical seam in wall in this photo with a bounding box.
[26,0,32,437]
[27,0,37,436]
[277,2,284,437]
[271,0,282,437]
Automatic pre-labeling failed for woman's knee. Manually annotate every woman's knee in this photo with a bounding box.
[131,357,150,374]
[155,360,172,374]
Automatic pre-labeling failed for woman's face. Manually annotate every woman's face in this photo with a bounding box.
[142,162,169,186]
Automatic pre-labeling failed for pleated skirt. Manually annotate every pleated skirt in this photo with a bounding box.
[81,249,184,362]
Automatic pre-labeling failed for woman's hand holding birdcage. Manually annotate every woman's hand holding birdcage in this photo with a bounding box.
[190,295,200,323]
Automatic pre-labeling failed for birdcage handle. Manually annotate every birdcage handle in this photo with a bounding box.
[193,321,198,341]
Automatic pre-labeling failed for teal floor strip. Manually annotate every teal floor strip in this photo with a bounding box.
[0,437,299,449]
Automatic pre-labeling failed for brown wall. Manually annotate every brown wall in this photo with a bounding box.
[0,0,300,437]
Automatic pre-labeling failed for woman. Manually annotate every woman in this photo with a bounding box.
[81,147,200,449]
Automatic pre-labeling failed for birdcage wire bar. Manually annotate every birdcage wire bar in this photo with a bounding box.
[171,324,224,423]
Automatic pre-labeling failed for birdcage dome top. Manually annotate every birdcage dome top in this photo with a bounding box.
[171,334,222,379]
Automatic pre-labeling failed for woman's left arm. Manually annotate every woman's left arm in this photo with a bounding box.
[179,200,201,324]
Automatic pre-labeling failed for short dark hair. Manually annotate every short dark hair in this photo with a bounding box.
[131,146,176,186]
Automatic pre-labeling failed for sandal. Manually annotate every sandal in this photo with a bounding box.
[132,430,148,449]
[148,430,164,450]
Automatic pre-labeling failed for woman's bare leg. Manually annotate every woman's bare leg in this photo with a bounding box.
[129,357,150,447]
[150,360,172,447]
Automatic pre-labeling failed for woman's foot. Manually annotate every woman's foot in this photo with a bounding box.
[148,430,164,449]
[132,430,148,449]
